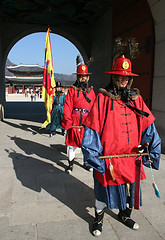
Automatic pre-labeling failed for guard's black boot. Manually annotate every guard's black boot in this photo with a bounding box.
[65,159,74,174]
[92,208,105,236]
[61,129,65,136]
[118,207,139,230]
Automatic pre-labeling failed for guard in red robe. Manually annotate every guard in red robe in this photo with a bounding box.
[62,61,96,174]
[82,47,161,236]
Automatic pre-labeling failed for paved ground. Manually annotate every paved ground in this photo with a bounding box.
[0,94,165,240]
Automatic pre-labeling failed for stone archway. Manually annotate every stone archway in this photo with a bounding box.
[6,27,89,66]
[0,6,112,120]
[0,25,91,121]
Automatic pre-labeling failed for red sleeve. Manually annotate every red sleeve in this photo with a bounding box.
[62,88,74,130]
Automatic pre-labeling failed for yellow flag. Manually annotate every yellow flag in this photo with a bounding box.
[42,28,56,128]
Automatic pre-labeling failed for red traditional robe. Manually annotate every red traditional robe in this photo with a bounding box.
[83,90,155,187]
[62,85,96,148]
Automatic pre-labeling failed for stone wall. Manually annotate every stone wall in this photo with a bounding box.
[147,0,165,152]
[90,8,112,93]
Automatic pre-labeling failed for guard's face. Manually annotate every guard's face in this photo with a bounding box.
[56,87,61,91]
[78,75,89,83]
[117,75,129,88]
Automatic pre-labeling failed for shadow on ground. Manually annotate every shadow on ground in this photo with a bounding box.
[5,102,46,122]
[5,135,119,234]
[3,120,48,136]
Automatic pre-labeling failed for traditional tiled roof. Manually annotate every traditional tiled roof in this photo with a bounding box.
[7,64,44,73]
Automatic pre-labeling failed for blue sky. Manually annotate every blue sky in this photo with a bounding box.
[8,32,81,75]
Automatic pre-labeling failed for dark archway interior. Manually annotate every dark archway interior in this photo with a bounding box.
[0,0,112,27]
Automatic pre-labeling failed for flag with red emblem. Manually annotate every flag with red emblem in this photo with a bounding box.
[42,27,56,128]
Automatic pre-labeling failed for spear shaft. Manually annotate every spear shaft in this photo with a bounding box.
[99,152,149,159]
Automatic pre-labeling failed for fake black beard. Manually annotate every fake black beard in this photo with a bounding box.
[74,80,88,90]
[55,90,62,95]
[118,87,149,117]
[73,80,91,103]
[118,87,129,102]
[105,83,149,117]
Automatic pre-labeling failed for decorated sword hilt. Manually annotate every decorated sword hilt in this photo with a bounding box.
[138,142,153,163]
[138,142,149,153]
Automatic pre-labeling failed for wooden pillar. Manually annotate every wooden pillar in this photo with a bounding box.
[33,84,35,93]
[12,84,16,93]
[22,84,25,93]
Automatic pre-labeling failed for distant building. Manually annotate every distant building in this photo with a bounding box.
[5,64,43,94]
[5,64,75,95]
